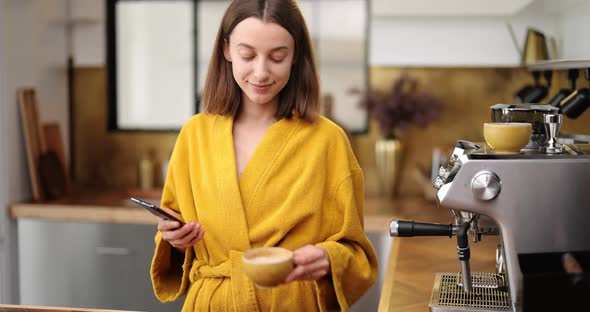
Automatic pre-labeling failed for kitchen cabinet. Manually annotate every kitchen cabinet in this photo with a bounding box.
[18,220,183,312]
[16,220,391,312]
[527,59,590,71]
[369,0,589,67]
[371,0,534,17]
[11,194,403,311]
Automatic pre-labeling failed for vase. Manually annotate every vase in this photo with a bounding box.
[375,138,402,198]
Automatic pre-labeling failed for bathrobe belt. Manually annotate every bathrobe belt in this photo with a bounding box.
[189,259,231,281]
[189,250,260,311]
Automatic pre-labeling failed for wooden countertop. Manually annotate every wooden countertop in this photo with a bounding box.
[0,304,129,312]
[376,199,500,312]
[8,189,160,225]
[8,190,399,233]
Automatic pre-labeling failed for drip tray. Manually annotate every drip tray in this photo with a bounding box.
[430,272,512,312]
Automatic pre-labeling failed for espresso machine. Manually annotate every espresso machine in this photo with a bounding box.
[390,105,590,311]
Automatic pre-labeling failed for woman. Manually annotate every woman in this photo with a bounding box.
[150,0,378,311]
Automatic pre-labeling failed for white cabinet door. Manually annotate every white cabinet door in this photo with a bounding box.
[371,0,534,17]
[18,220,184,312]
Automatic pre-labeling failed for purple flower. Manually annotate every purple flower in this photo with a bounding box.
[361,75,445,139]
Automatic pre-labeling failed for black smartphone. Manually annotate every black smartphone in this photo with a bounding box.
[130,197,186,226]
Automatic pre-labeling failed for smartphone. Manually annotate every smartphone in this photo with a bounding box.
[130,197,186,226]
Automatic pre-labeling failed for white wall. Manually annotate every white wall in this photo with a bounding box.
[73,0,590,68]
[558,1,590,60]
[0,16,7,301]
[71,0,104,66]
[0,0,68,303]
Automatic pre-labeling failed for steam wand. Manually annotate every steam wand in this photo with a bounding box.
[457,220,472,292]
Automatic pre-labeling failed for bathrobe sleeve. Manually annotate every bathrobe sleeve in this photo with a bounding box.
[316,168,379,311]
[150,129,195,302]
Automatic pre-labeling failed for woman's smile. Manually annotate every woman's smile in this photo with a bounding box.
[248,81,275,93]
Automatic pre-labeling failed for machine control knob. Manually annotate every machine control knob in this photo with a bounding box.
[471,171,501,201]
[434,177,445,190]
[438,167,450,180]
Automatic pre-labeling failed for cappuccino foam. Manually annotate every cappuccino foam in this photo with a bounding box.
[249,255,287,264]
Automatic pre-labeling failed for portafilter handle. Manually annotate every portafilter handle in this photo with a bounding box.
[389,220,453,237]
[543,113,563,154]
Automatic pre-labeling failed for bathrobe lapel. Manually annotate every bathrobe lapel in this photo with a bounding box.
[238,117,301,213]
[213,115,301,249]
[211,116,301,311]
[213,115,252,252]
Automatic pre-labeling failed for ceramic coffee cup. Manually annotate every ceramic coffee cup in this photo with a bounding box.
[242,247,293,288]
[484,122,532,153]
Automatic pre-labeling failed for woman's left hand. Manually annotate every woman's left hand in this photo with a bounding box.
[284,244,331,283]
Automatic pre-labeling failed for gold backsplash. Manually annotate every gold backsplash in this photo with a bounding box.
[355,67,590,197]
[73,67,590,196]
[73,68,177,190]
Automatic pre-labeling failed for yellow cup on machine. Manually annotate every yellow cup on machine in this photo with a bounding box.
[484,122,532,153]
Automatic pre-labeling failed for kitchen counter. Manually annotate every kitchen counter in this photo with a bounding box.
[9,191,498,311]
[8,188,164,225]
[8,190,399,233]
[0,304,130,311]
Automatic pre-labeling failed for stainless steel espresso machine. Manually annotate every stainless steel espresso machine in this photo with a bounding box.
[390,104,590,311]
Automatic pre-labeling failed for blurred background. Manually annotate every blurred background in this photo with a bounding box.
[1,0,589,311]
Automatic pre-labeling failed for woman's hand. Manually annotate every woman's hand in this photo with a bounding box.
[157,208,205,252]
[284,244,331,283]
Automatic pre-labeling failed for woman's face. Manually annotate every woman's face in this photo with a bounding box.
[224,17,295,109]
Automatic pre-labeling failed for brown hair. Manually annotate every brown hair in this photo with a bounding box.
[201,0,319,122]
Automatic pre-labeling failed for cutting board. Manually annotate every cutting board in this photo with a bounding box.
[43,123,70,194]
[18,89,70,200]
[18,88,46,201]
[38,150,68,199]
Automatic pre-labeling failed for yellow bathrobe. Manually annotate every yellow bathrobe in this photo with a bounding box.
[150,113,378,311]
